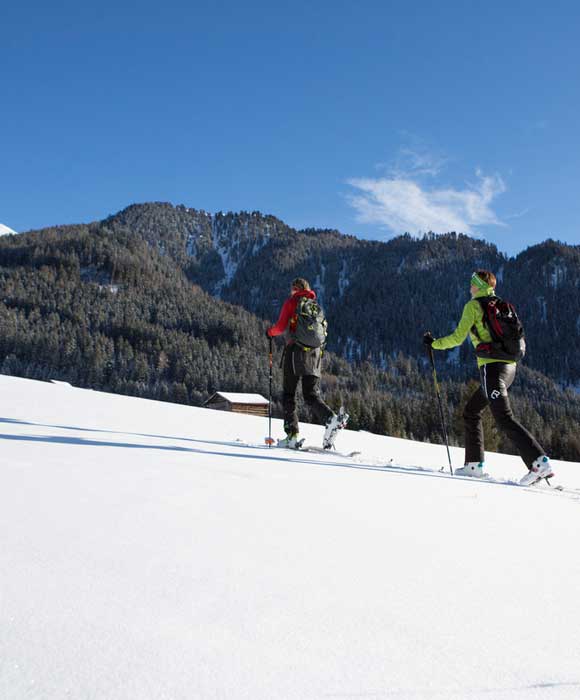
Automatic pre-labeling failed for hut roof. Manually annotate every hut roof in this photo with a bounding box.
[206,392,268,405]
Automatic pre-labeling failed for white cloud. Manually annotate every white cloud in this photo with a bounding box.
[504,207,530,221]
[391,146,448,178]
[346,170,506,236]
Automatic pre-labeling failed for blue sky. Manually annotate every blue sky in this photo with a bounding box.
[2,0,579,255]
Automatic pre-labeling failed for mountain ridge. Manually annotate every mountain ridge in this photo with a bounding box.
[1,202,579,459]
[9,202,580,384]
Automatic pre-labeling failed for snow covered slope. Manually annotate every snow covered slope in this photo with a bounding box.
[1,374,579,700]
[0,223,17,236]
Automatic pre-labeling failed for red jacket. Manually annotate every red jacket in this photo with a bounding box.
[267,289,316,339]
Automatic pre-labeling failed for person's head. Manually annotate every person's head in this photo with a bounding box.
[291,277,311,294]
[470,270,496,297]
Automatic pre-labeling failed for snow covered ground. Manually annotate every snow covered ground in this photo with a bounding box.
[0,223,17,236]
[1,374,579,700]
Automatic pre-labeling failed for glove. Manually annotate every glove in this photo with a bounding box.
[265,328,272,338]
[423,331,434,347]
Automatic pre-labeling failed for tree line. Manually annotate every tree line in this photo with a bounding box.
[1,213,579,461]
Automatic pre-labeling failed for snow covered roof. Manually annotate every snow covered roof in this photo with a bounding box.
[208,392,268,404]
[0,223,17,236]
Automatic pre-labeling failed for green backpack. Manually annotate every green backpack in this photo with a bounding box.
[291,297,328,349]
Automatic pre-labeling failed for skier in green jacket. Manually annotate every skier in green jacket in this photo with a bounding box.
[423,270,554,485]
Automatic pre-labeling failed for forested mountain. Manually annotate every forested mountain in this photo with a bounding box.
[103,203,580,385]
[1,203,579,460]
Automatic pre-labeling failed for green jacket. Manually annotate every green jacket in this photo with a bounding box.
[432,286,515,367]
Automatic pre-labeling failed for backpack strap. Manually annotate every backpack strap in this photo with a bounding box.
[475,294,499,311]
[289,297,304,339]
[471,295,498,339]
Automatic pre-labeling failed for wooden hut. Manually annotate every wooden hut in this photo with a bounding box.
[203,392,269,417]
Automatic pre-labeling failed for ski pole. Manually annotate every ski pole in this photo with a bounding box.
[265,336,274,447]
[427,345,453,475]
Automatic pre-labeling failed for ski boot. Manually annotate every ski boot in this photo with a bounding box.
[455,462,487,478]
[277,434,304,450]
[323,407,349,450]
[520,456,554,486]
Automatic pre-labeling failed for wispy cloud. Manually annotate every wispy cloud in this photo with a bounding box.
[347,148,507,236]
[386,145,449,179]
[504,207,530,221]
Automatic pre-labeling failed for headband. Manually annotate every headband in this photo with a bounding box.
[471,273,488,290]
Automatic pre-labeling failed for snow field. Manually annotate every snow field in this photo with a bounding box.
[1,375,579,700]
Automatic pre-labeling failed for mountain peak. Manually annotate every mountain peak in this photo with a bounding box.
[0,223,17,236]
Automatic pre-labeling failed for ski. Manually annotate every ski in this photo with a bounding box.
[273,442,361,459]
[235,437,360,458]
[531,478,566,492]
[449,471,570,493]
[297,445,362,458]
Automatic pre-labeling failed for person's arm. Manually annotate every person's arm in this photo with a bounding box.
[432,301,478,350]
[267,297,296,337]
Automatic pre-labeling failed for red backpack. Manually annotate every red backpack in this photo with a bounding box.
[474,296,526,361]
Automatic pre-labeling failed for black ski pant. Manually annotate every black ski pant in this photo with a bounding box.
[463,362,544,468]
[282,347,334,436]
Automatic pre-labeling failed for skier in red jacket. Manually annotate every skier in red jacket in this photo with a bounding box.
[267,277,348,449]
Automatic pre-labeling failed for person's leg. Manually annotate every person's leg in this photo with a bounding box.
[463,383,489,465]
[282,347,300,436]
[302,374,334,425]
[482,363,544,468]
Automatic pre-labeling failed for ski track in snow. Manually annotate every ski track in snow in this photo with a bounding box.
[1,374,580,700]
